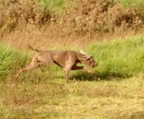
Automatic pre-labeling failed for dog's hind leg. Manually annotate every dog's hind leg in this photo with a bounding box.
[14,57,39,80]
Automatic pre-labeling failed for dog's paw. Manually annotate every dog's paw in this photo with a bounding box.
[84,67,93,74]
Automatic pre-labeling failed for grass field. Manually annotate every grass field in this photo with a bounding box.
[0,76,144,119]
[0,36,144,119]
[0,0,144,118]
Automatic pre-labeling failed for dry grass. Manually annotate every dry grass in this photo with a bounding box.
[1,24,144,51]
[0,0,52,32]
[60,0,143,37]
[0,0,144,48]
[0,75,144,119]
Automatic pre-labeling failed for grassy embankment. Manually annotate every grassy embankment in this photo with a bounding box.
[0,36,144,119]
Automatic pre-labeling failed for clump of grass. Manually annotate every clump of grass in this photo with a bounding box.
[0,43,32,81]
[88,35,144,79]
[0,43,17,79]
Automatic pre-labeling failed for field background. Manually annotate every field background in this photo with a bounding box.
[0,0,144,119]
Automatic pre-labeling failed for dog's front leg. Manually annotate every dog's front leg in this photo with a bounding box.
[64,68,70,83]
[71,66,93,74]
[84,67,93,74]
[71,66,84,70]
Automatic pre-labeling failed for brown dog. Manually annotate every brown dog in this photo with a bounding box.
[14,46,98,83]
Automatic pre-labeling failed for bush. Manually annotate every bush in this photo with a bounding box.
[60,0,143,36]
[119,0,144,21]
[0,0,52,31]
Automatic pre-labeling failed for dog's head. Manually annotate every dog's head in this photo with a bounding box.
[80,50,98,68]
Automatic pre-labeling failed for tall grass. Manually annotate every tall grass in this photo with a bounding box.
[0,43,62,82]
[0,35,144,81]
[88,35,144,79]
[0,43,17,79]
[0,43,31,81]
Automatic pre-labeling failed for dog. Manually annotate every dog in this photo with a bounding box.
[14,46,98,83]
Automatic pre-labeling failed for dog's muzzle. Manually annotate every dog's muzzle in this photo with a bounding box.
[92,62,98,68]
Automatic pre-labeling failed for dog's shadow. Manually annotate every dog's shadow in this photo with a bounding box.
[70,71,131,81]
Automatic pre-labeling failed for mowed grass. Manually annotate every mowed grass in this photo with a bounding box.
[0,76,144,119]
[0,36,144,118]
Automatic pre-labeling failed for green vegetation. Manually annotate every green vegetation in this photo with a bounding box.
[1,36,144,81]
[119,0,144,8]
[40,0,72,13]
[0,36,144,118]
[0,43,31,80]
[41,0,65,8]
[0,76,144,119]
[89,35,144,79]
[0,43,16,78]
[40,0,144,10]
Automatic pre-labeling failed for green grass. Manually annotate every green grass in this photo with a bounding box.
[41,0,65,7]
[40,0,72,13]
[1,36,144,118]
[1,35,144,81]
[40,0,144,9]
[0,43,32,81]
[0,43,21,79]
[0,76,144,119]
[119,0,144,8]
[88,35,144,79]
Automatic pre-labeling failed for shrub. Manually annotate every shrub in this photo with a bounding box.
[60,0,143,36]
[0,0,52,31]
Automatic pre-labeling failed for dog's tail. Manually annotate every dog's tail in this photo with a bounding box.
[28,45,40,52]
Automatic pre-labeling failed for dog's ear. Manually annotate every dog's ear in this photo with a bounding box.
[80,50,87,55]
[83,55,92,60]
[80,50,92,61]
